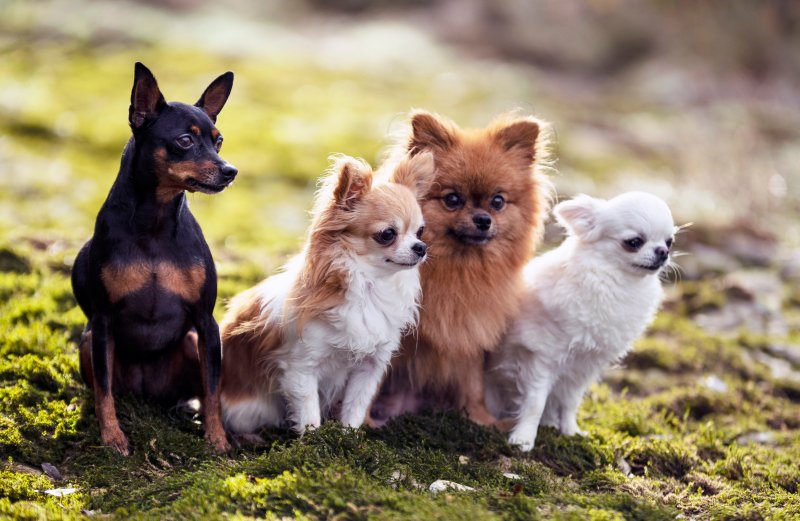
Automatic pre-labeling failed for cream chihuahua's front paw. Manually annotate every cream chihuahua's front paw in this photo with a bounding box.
[508,429,536,452]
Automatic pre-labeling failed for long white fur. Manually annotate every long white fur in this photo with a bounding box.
[222,249,421,434]
[486,191,675,451]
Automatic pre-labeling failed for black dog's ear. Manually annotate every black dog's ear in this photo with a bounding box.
[196,72,234,122]
[129,62,166,130]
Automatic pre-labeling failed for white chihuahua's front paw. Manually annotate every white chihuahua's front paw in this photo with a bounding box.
[559,418,586,437]
[508,430,536,452]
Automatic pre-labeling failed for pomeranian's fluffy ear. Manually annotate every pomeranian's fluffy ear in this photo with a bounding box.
[408,110,455,155]
[492,117,541,162]
[332,156,373,210]
[390,150,436,199]
[554,195,606,240]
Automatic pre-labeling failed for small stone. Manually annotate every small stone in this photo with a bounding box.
[502,472,522,480]
[43,488,76,497]
[701,375,728,393]
[616,457,632,477]
[429,479,475,493]
[41,463,62,481]
[458,455,470,465]
[735,431,776,445]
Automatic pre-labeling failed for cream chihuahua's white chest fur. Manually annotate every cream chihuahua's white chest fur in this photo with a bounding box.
[486,191,675,451]
[224,254,420,434]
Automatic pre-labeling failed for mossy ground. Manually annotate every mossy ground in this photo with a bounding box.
[3,246,800,519]
[3,1,800,519]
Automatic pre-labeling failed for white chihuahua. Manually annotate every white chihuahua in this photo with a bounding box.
[486,191,675,451]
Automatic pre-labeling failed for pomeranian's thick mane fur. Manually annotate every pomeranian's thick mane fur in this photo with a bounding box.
[374,109,557,425]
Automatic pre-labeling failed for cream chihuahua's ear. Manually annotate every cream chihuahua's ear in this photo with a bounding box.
[333,157,373,210]
[390,150,436,199]
[554,194,606,240]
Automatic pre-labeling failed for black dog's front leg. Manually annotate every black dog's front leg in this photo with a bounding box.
[193,314,230,453]
[90,313,130,455]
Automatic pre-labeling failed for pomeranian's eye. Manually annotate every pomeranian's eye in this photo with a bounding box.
[490,194,506,211]
[665,237,673,249]
[214,135,224,152]
[176,135,194,149]
[622,237,644,251]
[416,226,425,239]
[443,192,463,210]
[374,228,397,246]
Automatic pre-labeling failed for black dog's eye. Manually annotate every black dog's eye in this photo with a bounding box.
[665,237,673,249]
[416,226,425,239]
[176,135,193,149]
[215,135,224,152]
[443,192,463,210]
[490,194,506,211]
[623,237,645,251]
[374,228,397,245]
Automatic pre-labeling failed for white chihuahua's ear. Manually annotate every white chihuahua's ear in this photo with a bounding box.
[390,150,436,199]
[554,195,606,240]
[333,156,373,210]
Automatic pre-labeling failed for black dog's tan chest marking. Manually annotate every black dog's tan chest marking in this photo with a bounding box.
[101,261,206,303]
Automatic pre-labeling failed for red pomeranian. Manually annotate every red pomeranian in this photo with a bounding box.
[371,110,553,426]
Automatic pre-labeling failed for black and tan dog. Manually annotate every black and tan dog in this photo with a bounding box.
[72,63,236,455]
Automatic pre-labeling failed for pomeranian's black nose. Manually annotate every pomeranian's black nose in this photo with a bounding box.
[411,241,427,258]
[654,246,669,261]
[473,213,492,231]
[221,163,238,181]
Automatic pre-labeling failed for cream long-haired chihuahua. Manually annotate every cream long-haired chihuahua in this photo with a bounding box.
[486,191,675,451]
[220,152,435,436]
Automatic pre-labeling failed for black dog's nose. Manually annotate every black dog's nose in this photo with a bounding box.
[221,163,238,181]
[411,241,427,258]
[654,246,669,261]
[473,213,492,231]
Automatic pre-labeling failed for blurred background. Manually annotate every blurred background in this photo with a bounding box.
[3,4,800,515]
[1,0,800,297]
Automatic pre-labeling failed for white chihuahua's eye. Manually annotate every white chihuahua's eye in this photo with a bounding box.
[490,194,506,211]
[622,237,644,252]
[416,226,424,239]
[373,228,397,246]
[666,237,674,249]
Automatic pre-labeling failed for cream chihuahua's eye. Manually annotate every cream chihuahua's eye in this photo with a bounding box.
[176,135,193,149]
[374,228,397,246]
[416,226,425,239]
[665,237,673,249]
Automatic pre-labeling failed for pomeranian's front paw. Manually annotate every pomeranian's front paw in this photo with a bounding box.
[508,430,536,452]
[493,418,516,433]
